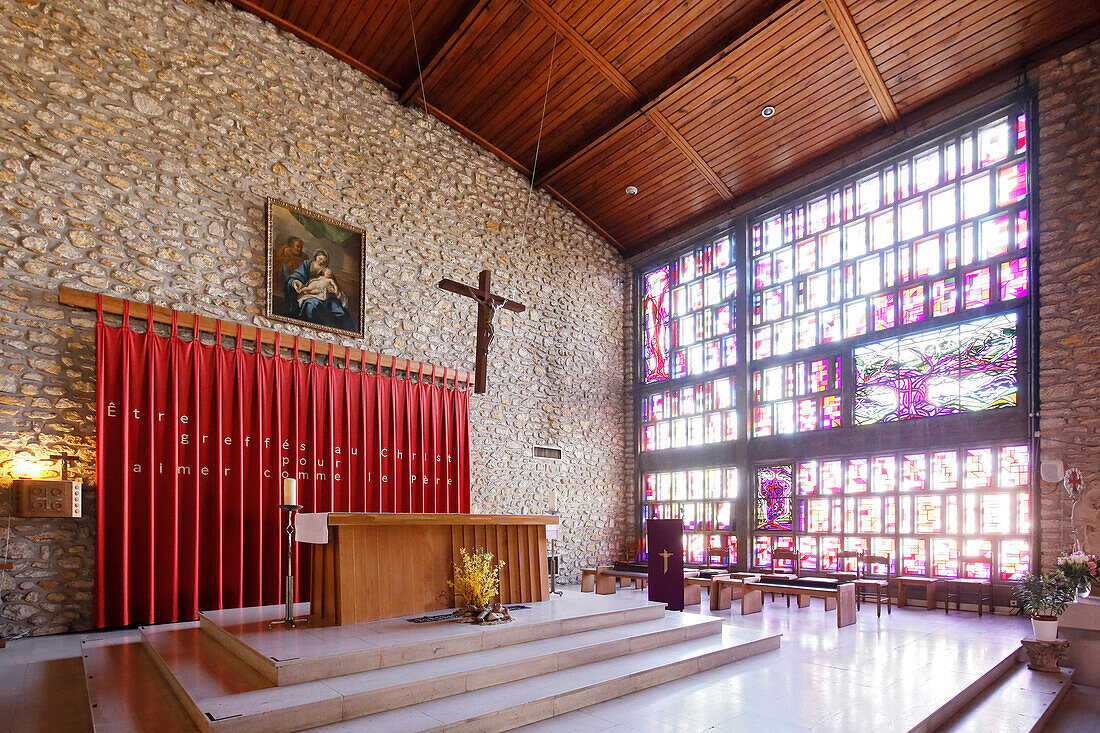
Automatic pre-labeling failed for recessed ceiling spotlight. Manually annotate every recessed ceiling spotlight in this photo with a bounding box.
[761,105,776,118]
[625,185,639,196]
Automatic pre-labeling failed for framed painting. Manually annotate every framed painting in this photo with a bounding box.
[265,198,366,338]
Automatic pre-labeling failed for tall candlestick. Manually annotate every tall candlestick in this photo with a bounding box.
[283,477,297,506]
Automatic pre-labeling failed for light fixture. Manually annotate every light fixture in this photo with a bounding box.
[625,185,638,196]
[12,456,44,480]
[761,105,776,118]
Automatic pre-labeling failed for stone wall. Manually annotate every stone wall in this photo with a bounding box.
[1036,40,1100,566]
[0,0,633,637]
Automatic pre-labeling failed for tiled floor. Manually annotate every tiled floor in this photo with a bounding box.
[0,632,92,733]
[1,585,1098,732]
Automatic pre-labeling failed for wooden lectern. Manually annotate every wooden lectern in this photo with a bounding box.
[306,513,557,626]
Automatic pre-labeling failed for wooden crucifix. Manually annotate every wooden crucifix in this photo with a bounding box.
[438,269,526,393]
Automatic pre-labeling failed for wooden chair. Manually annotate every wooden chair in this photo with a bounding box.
[832,550,861,583]
[705,544,730,569]
[855,553,892,617]
[945,555,994,617]
[770,548,801,606]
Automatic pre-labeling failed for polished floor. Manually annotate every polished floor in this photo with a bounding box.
[1,585,1097,732]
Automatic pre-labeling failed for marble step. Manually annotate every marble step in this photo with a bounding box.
[198,592,669,685]
[81,630,198,732]
[302,626,781,733]
[911,647,1021,732]
[934,662,1075,733]
[141,612,733,732]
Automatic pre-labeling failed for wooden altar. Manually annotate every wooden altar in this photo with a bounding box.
[307,513,557,626]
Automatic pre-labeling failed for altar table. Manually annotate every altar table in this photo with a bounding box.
[302,513,556,626]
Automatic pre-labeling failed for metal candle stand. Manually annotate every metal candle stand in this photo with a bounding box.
[269,504,309,628]
[547,510,562,596]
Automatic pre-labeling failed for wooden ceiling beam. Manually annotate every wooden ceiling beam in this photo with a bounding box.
[536,0,805,188]
[645,111,732,200]
[398,0,495,105]
[519,0,642,104]
[819,0,899,123]
[518,0,731,201]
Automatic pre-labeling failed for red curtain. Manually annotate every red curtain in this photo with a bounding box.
[93,304,470,628]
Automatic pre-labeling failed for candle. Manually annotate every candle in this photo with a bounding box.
[549,489,557,513]
[283,477,297,506]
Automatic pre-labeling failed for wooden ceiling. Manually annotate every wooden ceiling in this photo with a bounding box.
[226,0,1100,256]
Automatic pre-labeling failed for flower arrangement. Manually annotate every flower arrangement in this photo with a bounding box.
[449,547,512,624]
[1013,570,1077,620]
[1057,550,1100,591]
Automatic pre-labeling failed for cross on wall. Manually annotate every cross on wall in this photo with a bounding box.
[437,269,526,394]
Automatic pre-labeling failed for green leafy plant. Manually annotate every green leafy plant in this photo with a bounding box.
[1014,570,1076,620]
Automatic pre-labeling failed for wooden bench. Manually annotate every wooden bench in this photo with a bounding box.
[581,562,652,594]
[581,565,612,593]
[741,577,857,628]
[583,562,701,595]
[896,576,941,610]
[710,574,760,610]
[684,573,731,606]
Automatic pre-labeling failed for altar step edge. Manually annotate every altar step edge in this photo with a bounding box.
[139,612,758,732]
[915,644,1075,733]
[931,658,1075,733]
[198,600,668,686]
[301,629,781,733]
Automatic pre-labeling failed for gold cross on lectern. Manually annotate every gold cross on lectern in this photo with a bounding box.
[658,549,673,573]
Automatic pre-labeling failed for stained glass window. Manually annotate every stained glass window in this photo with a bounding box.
[755,465,793,531]
[640,376,737,451]
[641,467,738,561]
[749,111,1029,358]
[752,357,841,436]
[639,235,738,459]
[771,443,1029,578]
[641,108,1032,580]
[646,236,736,385]
[642,267,670,383]
[853,313,1018,425]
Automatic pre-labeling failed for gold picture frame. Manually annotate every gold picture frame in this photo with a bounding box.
[265,198,366,339]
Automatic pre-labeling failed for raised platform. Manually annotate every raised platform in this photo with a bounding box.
[87,590,780,732]
[1057,596,1100,686]
[196,590,670,685]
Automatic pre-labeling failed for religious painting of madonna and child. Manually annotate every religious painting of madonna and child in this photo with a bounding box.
[265,198,366,338]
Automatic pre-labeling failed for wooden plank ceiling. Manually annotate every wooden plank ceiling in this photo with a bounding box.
[225,0,1100,256]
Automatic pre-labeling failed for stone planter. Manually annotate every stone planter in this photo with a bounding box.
[1032,616,1060,641]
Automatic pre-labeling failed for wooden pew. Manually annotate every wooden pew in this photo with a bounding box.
[741,577,857,628]
[711,574,760,611]
[684,573,730,606]
[581,565,612,593]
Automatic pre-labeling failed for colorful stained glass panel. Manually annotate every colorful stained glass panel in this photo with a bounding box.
[1000,257,1028,300]
[755,465,794,531]
[853,314,1018,425]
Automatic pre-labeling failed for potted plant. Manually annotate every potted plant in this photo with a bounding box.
[1014,571,1077,641]
[1057,551,1100,597]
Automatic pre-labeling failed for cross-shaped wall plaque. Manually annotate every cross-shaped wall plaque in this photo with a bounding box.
[437,269,526,393]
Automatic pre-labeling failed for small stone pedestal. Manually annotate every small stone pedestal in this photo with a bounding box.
[1021,636,1070,672]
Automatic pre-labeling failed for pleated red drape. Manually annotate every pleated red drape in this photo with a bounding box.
[93,305,471,628]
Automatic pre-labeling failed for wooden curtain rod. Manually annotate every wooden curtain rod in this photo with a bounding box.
[58,286,474,388]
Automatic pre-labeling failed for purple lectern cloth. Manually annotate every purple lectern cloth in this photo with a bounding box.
[647,519,685,611]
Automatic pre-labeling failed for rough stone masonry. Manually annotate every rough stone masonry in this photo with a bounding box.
[0,0,634,637]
